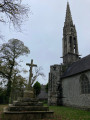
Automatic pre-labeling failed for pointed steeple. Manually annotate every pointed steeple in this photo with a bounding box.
[62,2,79,65]
[65,2,73,26]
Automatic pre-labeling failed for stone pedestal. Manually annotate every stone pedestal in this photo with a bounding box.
[3,90,54,120]
[24,90,34,98]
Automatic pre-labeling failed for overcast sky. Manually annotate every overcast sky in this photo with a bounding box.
[1,0,90,84]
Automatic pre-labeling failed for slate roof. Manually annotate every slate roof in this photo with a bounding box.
[61,54,90,78]
[37,85,48,100]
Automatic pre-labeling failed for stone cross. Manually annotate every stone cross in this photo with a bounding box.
[26,59,37,89]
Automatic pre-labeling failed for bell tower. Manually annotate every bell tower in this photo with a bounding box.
[62,2,79,65]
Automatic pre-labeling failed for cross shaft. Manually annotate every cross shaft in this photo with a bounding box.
[26,59,37,89]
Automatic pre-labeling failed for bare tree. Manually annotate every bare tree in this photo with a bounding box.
[31,67,45,85]
[0,0,29,29]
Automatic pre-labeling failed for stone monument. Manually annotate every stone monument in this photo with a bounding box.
[24,59,37,98]
[3,59,54,120]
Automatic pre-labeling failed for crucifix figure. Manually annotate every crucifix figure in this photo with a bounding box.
[26,59,37,90]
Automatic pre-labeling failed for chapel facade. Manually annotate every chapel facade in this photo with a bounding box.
[48,2,90,109]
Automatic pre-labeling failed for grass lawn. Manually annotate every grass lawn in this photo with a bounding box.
[49,105,90,120]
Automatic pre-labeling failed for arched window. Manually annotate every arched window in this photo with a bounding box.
[74,37,76,44]
[74,37,76,53]
[69,36,72,44]
[80,74,90,94]
[69,36,72,51]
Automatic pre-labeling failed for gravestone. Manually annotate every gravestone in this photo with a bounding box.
[3,59,54,120]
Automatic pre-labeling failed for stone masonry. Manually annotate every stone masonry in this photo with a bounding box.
[48,2,80,106]
[48,64,63,105]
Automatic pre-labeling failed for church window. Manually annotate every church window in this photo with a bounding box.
[69,36,72,51]
[69,36,72,44]
[74,37,76,53]
[74,37,76,45]
[80,74,90,94]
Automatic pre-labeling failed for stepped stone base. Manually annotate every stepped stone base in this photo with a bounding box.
[3,90,54,120]
[4,111,53,120]
[7,106,49,111]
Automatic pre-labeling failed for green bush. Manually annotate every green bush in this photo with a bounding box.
[33,81,41,96]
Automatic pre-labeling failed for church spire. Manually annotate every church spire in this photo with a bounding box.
[62,2,79,65]
[65,2,73,26]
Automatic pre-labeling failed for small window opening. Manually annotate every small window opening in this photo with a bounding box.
[74,37,76,53]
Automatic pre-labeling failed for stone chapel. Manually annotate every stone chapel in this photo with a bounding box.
[48,2,90,109]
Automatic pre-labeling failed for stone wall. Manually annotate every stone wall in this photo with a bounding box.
[62,71,90,108]
[63,53,79,65]
[48,64,63,105]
